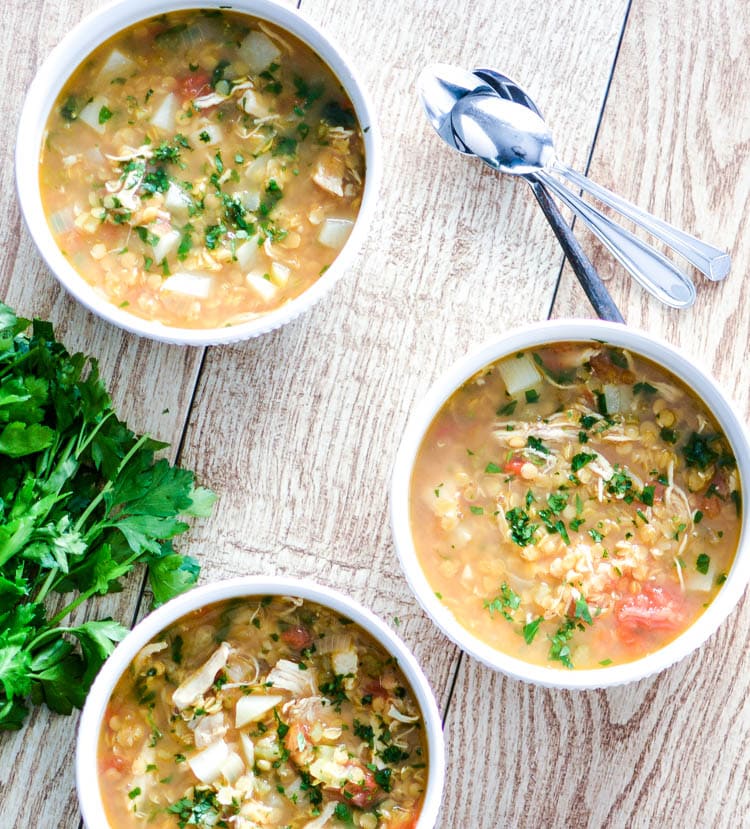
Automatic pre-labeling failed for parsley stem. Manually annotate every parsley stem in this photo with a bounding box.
[73,432,152,532]
[75,410,117,458]
[34,566,59,604]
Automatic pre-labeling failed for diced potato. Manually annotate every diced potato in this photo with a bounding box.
[270,261,290,287]
[235,694,284,729]
[318,218,353,249]
[236,237,262,269]
[152,229,180,263]
[312,151,345,197]
[246,271,277,302]
[238,30,281,74]
[165,183,192,214]
[188,739,229,784]
[79,97,110,135]
[190,123,224,146]
[161,271,213,299]
[97,49,136,80]
[150,93,177,131]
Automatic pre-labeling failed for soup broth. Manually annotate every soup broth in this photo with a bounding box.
[409,342,741,669]
[98,596,427,828]
[41,10,365,328]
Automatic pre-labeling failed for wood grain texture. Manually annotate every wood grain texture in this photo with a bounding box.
[1,0,747,827]
[446,2,750,828]
[0,2,204,826]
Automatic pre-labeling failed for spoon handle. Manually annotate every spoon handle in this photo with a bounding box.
[555,164,730,280]
[537,171,696,308]
[528,180,624,323]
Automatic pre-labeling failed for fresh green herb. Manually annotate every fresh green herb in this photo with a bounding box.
[693,510,703,524]
[199,130,211,143]
[353,719,374,747]
[273,136,298,157]
[580,414,598,429]
[484,583,521,622]
[525,490,535,508]
[373,766,393,792]
[321,100,357,128]
[128,787,141,799]
[177,225,193,261]
[168,789,228,828]
[696,554,711,575]
[98,105,113,125]
[548,618,576,669]
[578,431,589,444]
[504,508,538,547]
[547,493,568,514]
[525,389,540,404]
[660,427,678,444]
[588,528,604,543]
[574,595,593,624]
[380,744,410,764]
[716,573,727,586]
[0,304,214,729]
[569,518,585,531]
[633,382,657,395]
[60,96,80,122]
[485,462,502,474]
[496,400,517,416]
[640,485,655,506]
[469,505,484,515]
[599,658,613,666]
[607,468,634,499]
[141,167,170,195]
[526,436,550,455]
[333,802,355,826]
[531,352,577,385]
[523,617,543,645]
[571,452,596,472]
[683,432,720,470]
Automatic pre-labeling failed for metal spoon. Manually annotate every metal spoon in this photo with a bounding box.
[416,66,624,322]
[473,68,730,281]
[451,92,697,308]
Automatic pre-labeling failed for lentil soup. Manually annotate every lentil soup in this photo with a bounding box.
[98,596,427,828]
[40,10,365,329]
[409,342,741,670]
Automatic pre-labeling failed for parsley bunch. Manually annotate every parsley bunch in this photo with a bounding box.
[0,305,214,729]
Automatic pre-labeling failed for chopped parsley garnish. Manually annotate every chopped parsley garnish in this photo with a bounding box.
[574,595,593,624]
[469,505,484,515]
[496,399,518,416]
[547,493,568,514]
[321,100,357,128]
[526,435,550,455]
[505,507,538,547]
[683,432,720,470]
[660,427,678,444]
[588,528,604,543]
[607,468,634,499]
[485,462,502,474]
[633,381,657,395]
[98,105,113,124]
[548,618,577,669]
[525,388,540,404]
[640,485,655,506]
[60,96,79,121]
[571,452,596,472]
[696,554,711,575]
[523,617,543,644]
[484,582,521,621]
[273,136,298,156]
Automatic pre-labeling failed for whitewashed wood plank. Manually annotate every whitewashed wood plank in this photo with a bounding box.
[445,1,750,827]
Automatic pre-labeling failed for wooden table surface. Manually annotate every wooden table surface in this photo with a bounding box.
[2,1,749,826]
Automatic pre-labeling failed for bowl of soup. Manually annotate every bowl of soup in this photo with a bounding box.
[76,576,445,828]
[390,319,750,689]
[17,0,380,344]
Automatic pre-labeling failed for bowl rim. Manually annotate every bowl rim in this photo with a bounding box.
[16,0,382,346]
[75,575,446,828]
[390,318,750,690]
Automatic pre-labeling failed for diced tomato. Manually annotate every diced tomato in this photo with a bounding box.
[332,766,380,809]
[384,814,419,829]
[503,455,526,475]
[280,625,314,651]
[362,679,389,700]
[614,583,687,645]
[100,753,127,773]
[178,71,211,101]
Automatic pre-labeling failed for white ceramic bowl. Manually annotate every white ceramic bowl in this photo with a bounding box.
[390,319,750,690]
[16,0,381,345]
[76,576,445,828]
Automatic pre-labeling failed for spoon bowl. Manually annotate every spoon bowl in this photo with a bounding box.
[416,64,492,152]
[450,92,556,175]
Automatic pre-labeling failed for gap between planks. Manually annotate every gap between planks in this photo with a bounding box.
[544,0,634,322]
